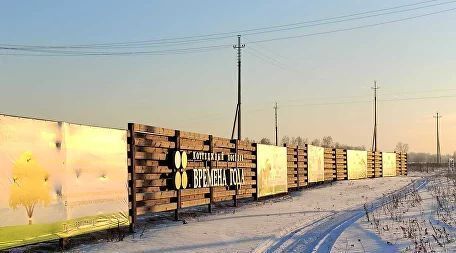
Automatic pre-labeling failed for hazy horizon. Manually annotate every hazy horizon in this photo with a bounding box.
[1,0,455,154]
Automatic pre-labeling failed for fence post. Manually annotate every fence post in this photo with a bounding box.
[405,153,408,176]
[305,144,309,185]
[127,123,137,233]
[344,149,348,180]
[209,135,214,213]
[254,142,259,201]
[175,130,181,221]
[59,238,69,250]
[234,139,239,207]
[332,148,336,182]
[372,151,376,178]
[296,145,301,188]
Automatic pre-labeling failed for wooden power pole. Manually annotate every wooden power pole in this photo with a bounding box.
[274,102,278,146]
[231,35,245,140]
[434,112,442,163]
[371,81,379,152]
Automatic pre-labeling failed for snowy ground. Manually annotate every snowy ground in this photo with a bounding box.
[70,176,415,253]
[6,174,424,253]
[260,178,428,253]
[332,172,456,253]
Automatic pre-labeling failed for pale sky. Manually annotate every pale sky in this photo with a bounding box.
[0,0,455,154]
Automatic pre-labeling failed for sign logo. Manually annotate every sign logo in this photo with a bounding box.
[173,151,188,190]
[172,150,245,189]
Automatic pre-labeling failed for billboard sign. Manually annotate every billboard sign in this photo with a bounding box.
[382,152,397,177]
[307,145,325,183]
[256,144,287,197]
[0,115,128,249]
[347,150,368,180]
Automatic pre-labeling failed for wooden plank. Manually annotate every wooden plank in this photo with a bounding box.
[133,124,176,136]
[137,198,171,207]
[181,198,210,208]
[136,179,168,187]
[136,191,176,201]
[181,188,210,196]
[181,194,207,202]
[180,131,210,141]
[135,186,161,193]
[134,138,175,149]
[135,165,172,174]
[135,152,167,160]
[150,203,177,213]
[127,123,137,231]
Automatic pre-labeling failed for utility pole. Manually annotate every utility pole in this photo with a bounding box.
[434,112,442,163]
[371,81,379,152]
[231,35,245,140]
[274,102,278,146]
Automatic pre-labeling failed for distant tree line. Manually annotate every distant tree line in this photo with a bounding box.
[245,136,367,151]
[280,135,367,150]
[394,142,456,163]
[407,152,455,164]
[244,137,455,164]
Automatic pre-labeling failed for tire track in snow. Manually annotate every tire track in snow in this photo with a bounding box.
[258,179,428,253]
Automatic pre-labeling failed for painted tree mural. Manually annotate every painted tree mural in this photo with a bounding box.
[9,152,51,225]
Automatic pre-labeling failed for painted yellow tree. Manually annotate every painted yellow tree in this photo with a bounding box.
[9,152,51,225]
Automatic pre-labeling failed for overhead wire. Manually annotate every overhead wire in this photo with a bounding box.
[248,46,299,71]
[245,47,300,74]
[247,6,456,44]
[2,5,454,56]
[185,92,456,122]
[2,0,453,50]
[0,0,454,54]
[0,44,231,56]
[0,0,445,48]
[242,0,456,37]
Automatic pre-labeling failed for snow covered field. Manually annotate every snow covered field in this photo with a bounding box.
[65,175,416,253]
[8,173,440,253]
[333,173,456,253]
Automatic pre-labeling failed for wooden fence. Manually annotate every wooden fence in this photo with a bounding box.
[0,116,411,250]
[324,148,336,181]
[397,152,407,176]
[286,146,307,189]
[127,123,257,229]
[127,122,408,230]
[367,151,383,178]
[335,149,348,180]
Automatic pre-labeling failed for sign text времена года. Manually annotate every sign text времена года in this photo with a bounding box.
[188,151,245,189]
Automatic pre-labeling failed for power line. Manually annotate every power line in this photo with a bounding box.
[379,87,456,96]
[184,93,456,122]
[245,48,299,73]
[135,91,456,125]
[0,44,231,56]
[380,94,456,102]
[0,0,445,49]
[242,0,456,37]
[247,6,456,44]
[4,5,454,57]
[248,46,300,72]
[276,94,456,108]
[2,6,455,56]
[1,1,455,56]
